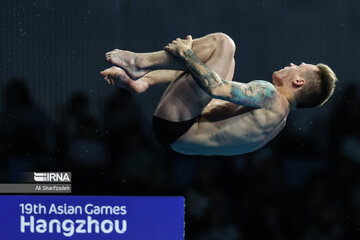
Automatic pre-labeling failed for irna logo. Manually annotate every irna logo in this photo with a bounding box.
[34,172,71,182]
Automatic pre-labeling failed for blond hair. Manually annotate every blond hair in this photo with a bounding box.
[295,63,337,108]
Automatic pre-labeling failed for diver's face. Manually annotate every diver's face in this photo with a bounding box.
[272,62,317,87]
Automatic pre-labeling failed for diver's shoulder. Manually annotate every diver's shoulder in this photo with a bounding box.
[250,80,276,89]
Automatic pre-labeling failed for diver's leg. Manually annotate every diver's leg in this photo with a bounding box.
[101,33,236,95]
[153,34,236,122]
[104,33,234,80]
[100,67,185,94]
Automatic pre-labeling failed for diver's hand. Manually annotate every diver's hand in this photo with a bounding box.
[164,35,193,57]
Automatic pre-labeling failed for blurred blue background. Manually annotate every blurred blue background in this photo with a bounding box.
[1,0,360,239]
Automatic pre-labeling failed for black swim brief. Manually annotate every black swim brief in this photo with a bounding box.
[152,116,197,147]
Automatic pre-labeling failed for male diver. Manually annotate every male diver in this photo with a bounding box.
[100,33,337,156]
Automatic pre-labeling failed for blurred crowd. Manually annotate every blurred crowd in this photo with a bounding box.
[0,78,359,240]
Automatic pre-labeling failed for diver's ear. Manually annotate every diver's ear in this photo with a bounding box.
[292,78,305,88]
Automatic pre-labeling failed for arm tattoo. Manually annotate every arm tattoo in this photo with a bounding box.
[178,49,276,108]
[180,49,224,92]
[227,80,276,108]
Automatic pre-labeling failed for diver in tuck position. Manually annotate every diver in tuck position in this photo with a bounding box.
[100,33,337,156]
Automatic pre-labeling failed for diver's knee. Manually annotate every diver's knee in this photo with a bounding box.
[210,32,236,55]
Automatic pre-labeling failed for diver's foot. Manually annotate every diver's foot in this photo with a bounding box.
[100,66,149,94]
[105,50,150,80]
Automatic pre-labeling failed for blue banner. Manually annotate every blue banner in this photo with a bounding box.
[0,195,184,240]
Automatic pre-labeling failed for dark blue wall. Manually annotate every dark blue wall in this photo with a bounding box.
[0,0,358,123]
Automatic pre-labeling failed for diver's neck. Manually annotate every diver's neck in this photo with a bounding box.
[275,86,294,110]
